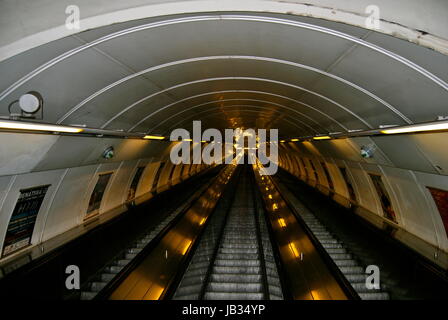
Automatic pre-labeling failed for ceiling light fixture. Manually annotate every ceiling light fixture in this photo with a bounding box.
[380,121,448,134]
[313,135,331,140]
[143,135,165,140]
[0,120,83,133]
[8,91,44,120]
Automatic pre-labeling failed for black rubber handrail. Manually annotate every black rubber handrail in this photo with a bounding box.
[252,172,294,300]
[249,168,271,300]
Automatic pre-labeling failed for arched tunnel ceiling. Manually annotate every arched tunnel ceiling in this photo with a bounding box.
[1,12,448,138]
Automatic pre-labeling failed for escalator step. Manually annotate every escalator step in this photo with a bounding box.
[125,253,137,260]
[100,273,116,282]
[211,273,262,283]
[339,266,364,273]
[220,247,258,254]
[345,274,366,282]
[318,239,340,244]
[127,248,142,254]
[105,265,123,273]
[175,283,203,295]
[204,292,263,300]
[325,248,347,254]
[213,266,261,274]
[214,259,261,267]
[115,259,131,267]
[90,281,108,292]
[329,253,352,260]
[207,282,262,293]
[334,259,358,267]
[358,292,390,300]
[80,291,97,300]
[179,275,206,286]
[268,285,283,297]
[175,293,200,300]
[217,253,259,260]
[221,243,258,249]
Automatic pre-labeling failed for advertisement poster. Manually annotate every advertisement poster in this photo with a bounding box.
[369,174,397,223]
[127,166,145,201]
[86,173,113,218]
[2,185,50,257]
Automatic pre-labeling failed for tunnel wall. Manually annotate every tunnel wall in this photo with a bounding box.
[0,133,212,265]
[278,139,448,270]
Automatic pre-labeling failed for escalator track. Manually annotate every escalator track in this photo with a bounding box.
[175,166,283,300]
[99,164,360,300]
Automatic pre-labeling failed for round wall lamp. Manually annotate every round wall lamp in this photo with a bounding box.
[8,91,44,120]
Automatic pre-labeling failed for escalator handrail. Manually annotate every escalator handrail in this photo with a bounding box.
[253,172,294,300]
[249,169,273,300]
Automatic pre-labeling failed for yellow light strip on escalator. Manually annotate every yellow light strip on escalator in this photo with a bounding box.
[278,218,286,228]
[289,242,300,258]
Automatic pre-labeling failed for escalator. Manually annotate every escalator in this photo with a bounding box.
[273,179,389,300]
[100,164,359,300]
[80,179,211,300]
[174,166,283,300]
[275,168,448,300]
[0,166,221,300]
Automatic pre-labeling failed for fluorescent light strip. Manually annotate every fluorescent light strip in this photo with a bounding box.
[380,122,448,134]
[313,135,331,140]
[290,138,299,142]
[0,120,83,133]
[143,135,165,140]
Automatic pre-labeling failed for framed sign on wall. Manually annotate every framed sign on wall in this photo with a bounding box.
[127,166,145,202]
[85,172,113,220]
[2,185,50,257]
